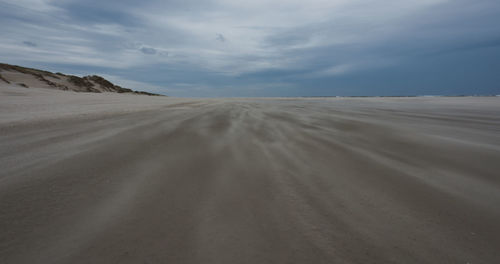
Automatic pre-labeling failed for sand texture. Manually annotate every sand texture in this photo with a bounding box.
[1,85,500,263]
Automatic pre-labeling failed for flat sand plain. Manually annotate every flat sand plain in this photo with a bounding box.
[1,85,500,263]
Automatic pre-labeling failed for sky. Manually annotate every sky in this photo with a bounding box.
[0,0,499,97]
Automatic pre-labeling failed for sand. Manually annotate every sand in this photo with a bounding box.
[1,85,500,263]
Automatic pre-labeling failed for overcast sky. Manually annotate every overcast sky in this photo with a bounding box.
[1,0,499,96]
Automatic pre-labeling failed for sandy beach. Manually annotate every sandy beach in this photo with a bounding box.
[1,85,500,263]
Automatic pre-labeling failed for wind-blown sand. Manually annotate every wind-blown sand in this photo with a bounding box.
[1,85,500,264]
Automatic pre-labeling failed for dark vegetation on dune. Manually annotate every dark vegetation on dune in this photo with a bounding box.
[0,63,163,96]
[0,73,10,84]
[67,75,101,93]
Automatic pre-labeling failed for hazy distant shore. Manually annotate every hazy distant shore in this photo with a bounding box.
[1,85,500,264]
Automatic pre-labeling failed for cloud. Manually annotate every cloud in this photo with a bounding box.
[0,0,499,96]
[216,33,226,42]
[140,47,157,55]
[315,64,356,77]
[22,41,37,47]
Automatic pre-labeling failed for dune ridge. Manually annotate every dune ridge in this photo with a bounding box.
[0,63,161,96]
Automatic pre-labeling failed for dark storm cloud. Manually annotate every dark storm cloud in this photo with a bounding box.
[140,47,157,55]
[216,33,225,42]
[22,41,37,47]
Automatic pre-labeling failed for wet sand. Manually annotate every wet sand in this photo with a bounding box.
[1,87,500,263]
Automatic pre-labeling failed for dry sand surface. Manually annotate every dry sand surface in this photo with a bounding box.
[1,85,500,263]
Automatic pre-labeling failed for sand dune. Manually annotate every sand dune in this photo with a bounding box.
[0,63,160,95]
[1,85,500,263]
